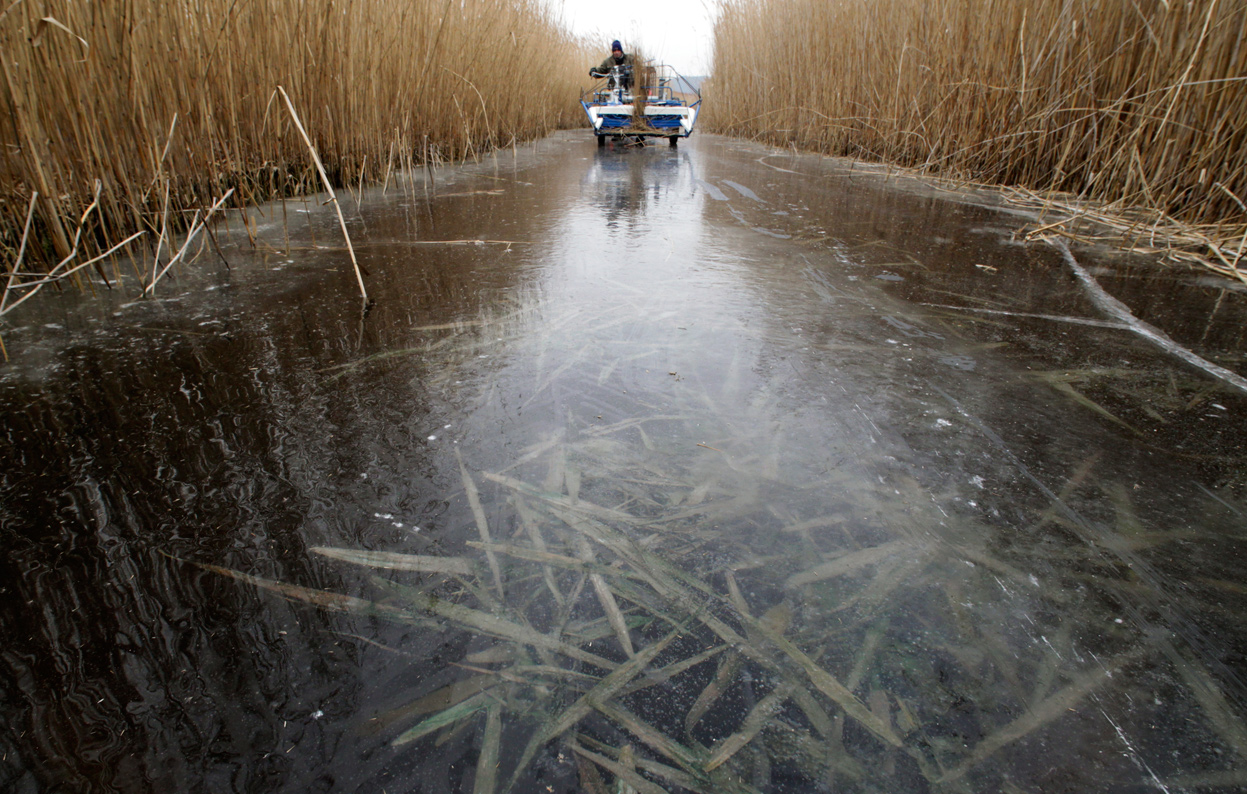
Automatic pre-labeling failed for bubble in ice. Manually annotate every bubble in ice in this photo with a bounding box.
[939,355,977,371]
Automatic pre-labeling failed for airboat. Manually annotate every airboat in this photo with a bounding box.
[581,63,701,147]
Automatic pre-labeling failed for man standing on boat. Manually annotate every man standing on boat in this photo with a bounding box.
[590,40,633,90]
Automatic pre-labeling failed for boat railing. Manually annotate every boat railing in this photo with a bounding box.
[584,63,701,109]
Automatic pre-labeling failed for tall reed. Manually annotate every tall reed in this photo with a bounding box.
[0,0,593,273]
[707,0,1247,228]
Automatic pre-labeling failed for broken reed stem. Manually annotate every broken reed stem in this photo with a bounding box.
[1,184,146,320]
[457,449,506,599]
[145,188,234,295]
[30,180,106,294]
[148,210,199,294]
[2,232,146,317]
[1,230,145,314]
[277,85,368,303]
[441,66,492,149]
[0,192,39,315]
[140,113,178,205]
[152,180,171,288]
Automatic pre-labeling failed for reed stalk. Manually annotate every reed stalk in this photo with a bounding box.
[276,86,366,302]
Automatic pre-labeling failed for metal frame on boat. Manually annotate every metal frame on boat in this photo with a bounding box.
[581,63,701,147]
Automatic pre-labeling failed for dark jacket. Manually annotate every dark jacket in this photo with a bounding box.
[591,52,633,77]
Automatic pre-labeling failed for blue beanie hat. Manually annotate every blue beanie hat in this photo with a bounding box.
[611,40,622,52]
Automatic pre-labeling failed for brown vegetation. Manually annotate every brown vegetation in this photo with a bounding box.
[0,0,592,277]
[707,0,1247,248]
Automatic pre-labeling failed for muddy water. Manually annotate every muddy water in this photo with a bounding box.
[1,132,1245,793]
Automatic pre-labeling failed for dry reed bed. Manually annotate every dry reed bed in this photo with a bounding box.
[0,0,592,277]
[707,0,1247,273]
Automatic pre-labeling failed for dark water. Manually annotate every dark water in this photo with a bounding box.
[2,132,1245,793]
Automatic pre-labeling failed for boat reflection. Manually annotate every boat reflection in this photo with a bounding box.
[582,144,692,230]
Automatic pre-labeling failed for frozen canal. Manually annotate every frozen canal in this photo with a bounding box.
[1,131,1246,793]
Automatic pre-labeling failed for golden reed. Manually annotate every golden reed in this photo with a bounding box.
[707,0,1247,227]
[0,0,592,271]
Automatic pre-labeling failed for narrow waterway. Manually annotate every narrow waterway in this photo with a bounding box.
[2,131,1245,793]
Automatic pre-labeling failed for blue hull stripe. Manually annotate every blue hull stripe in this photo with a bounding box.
[598,115,684,130]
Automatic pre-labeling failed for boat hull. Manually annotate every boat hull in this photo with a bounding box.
[581,102,698,139]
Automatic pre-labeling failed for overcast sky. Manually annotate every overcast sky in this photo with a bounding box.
[554,0,718,76]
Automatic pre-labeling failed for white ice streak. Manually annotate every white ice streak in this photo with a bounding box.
[1101,707,1172,793]
[723,180,762,201]
[695,179,729,201]
[918,302,1132,330]
[1055,240,1247,396]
